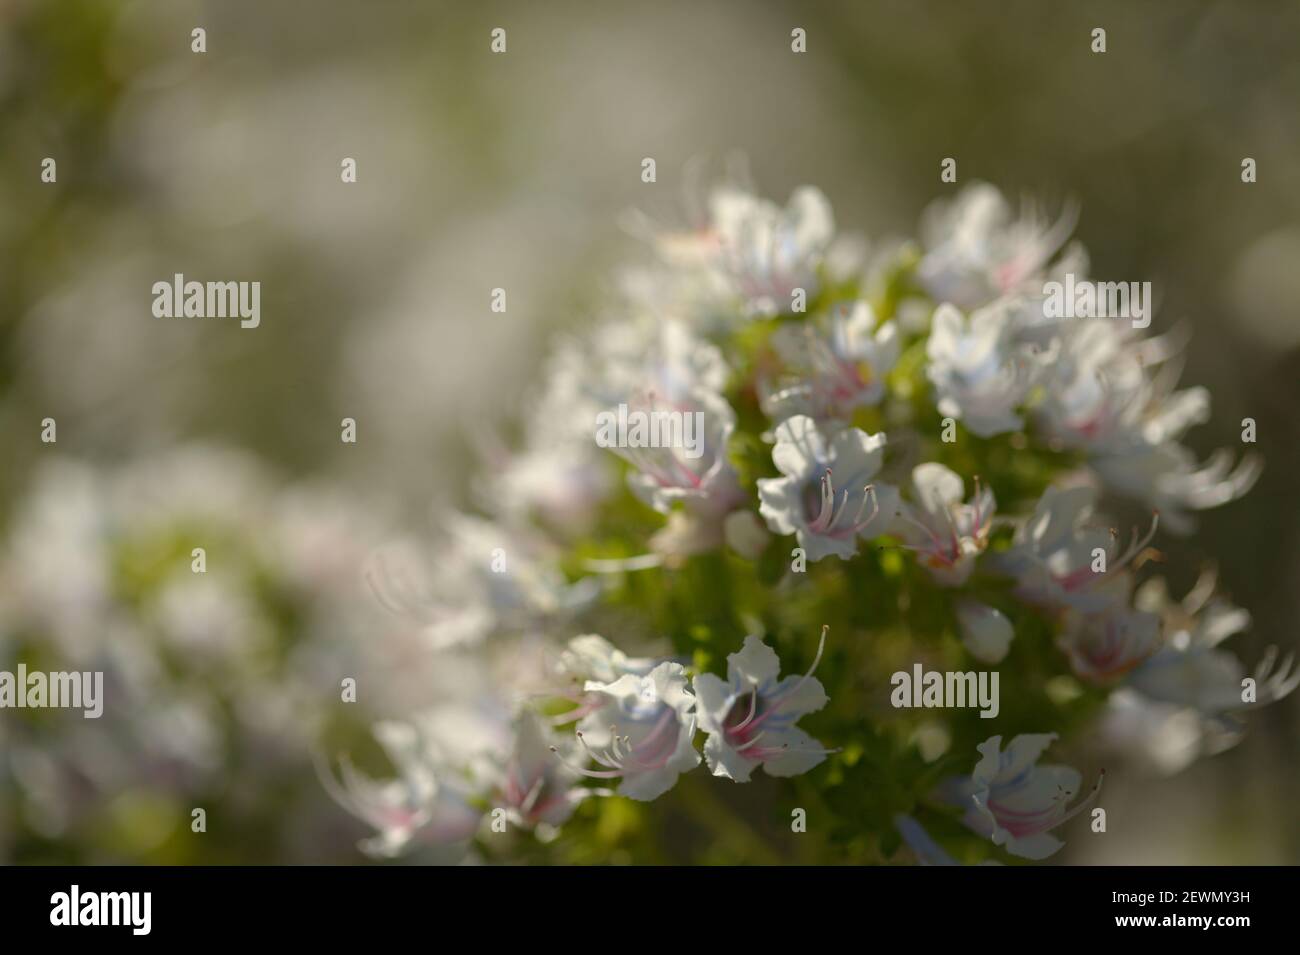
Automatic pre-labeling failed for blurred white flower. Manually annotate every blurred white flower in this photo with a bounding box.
[918,182,1077,309]
[1032,320,1260,533]
[1090,442,1261,536]
[708,185,835,317]
[926,301,1036,437]
[1058,606,1161,686]
[366,514,597,650]
[762,301,899,423]
[317,711,490,859]
[1130,628,1298,715]
[1096,689,1239,777]
[994,484,1157,613]
[942,733,1102,860]
[893,464,994,587]
[494,711,597,831]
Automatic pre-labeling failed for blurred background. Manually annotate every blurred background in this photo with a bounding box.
[0,0,1297,863]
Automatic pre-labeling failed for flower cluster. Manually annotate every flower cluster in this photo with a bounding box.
[0,447,421,862]
[322,174,1291,864]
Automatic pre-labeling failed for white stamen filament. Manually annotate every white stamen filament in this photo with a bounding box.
[747,625,829,732]
[810,472,879,538]
[552,708,679,780]
[731,682,760,732]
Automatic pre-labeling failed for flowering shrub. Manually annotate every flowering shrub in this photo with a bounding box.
[324,176,1295,865]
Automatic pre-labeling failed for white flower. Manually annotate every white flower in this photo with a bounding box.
[1032,323,1260,533]
[494,711,597,831]
[926,302,1036,437]
[611,387,745,518]
[1097,574,1295,774]
[482,440,613,537]
[316,715,487,859]
[1129,631,1298,716]
[1058,606,1161,685]
[1090,442,1261,536]
[1031,320,1145,454]
[1096,689,1240,777]
[551,633,664,726]
[893,463,995,586]
[538,316,730,444]
[584,315,730,404]
[918,182,1077,309]
[757,415,900,561]
[993,484,1157,613]
[762,301,899,423]
[1120,620,1300,770]
[692,630,836,782]
[629,174,835,320]
[708,185,835,316]
[365,514,597,650]
[942,733,1103,860]
[955,599,1014,664]
[555,662,701,801]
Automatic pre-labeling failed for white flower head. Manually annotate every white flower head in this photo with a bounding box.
[763,301,899,423]
[893,463,995,586]
[483,440,613,536]
[943,733,1103,860]
[555,661,701,801]
[926,302,1036,438]
[757,415,900,562]
[693,629,836,783]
